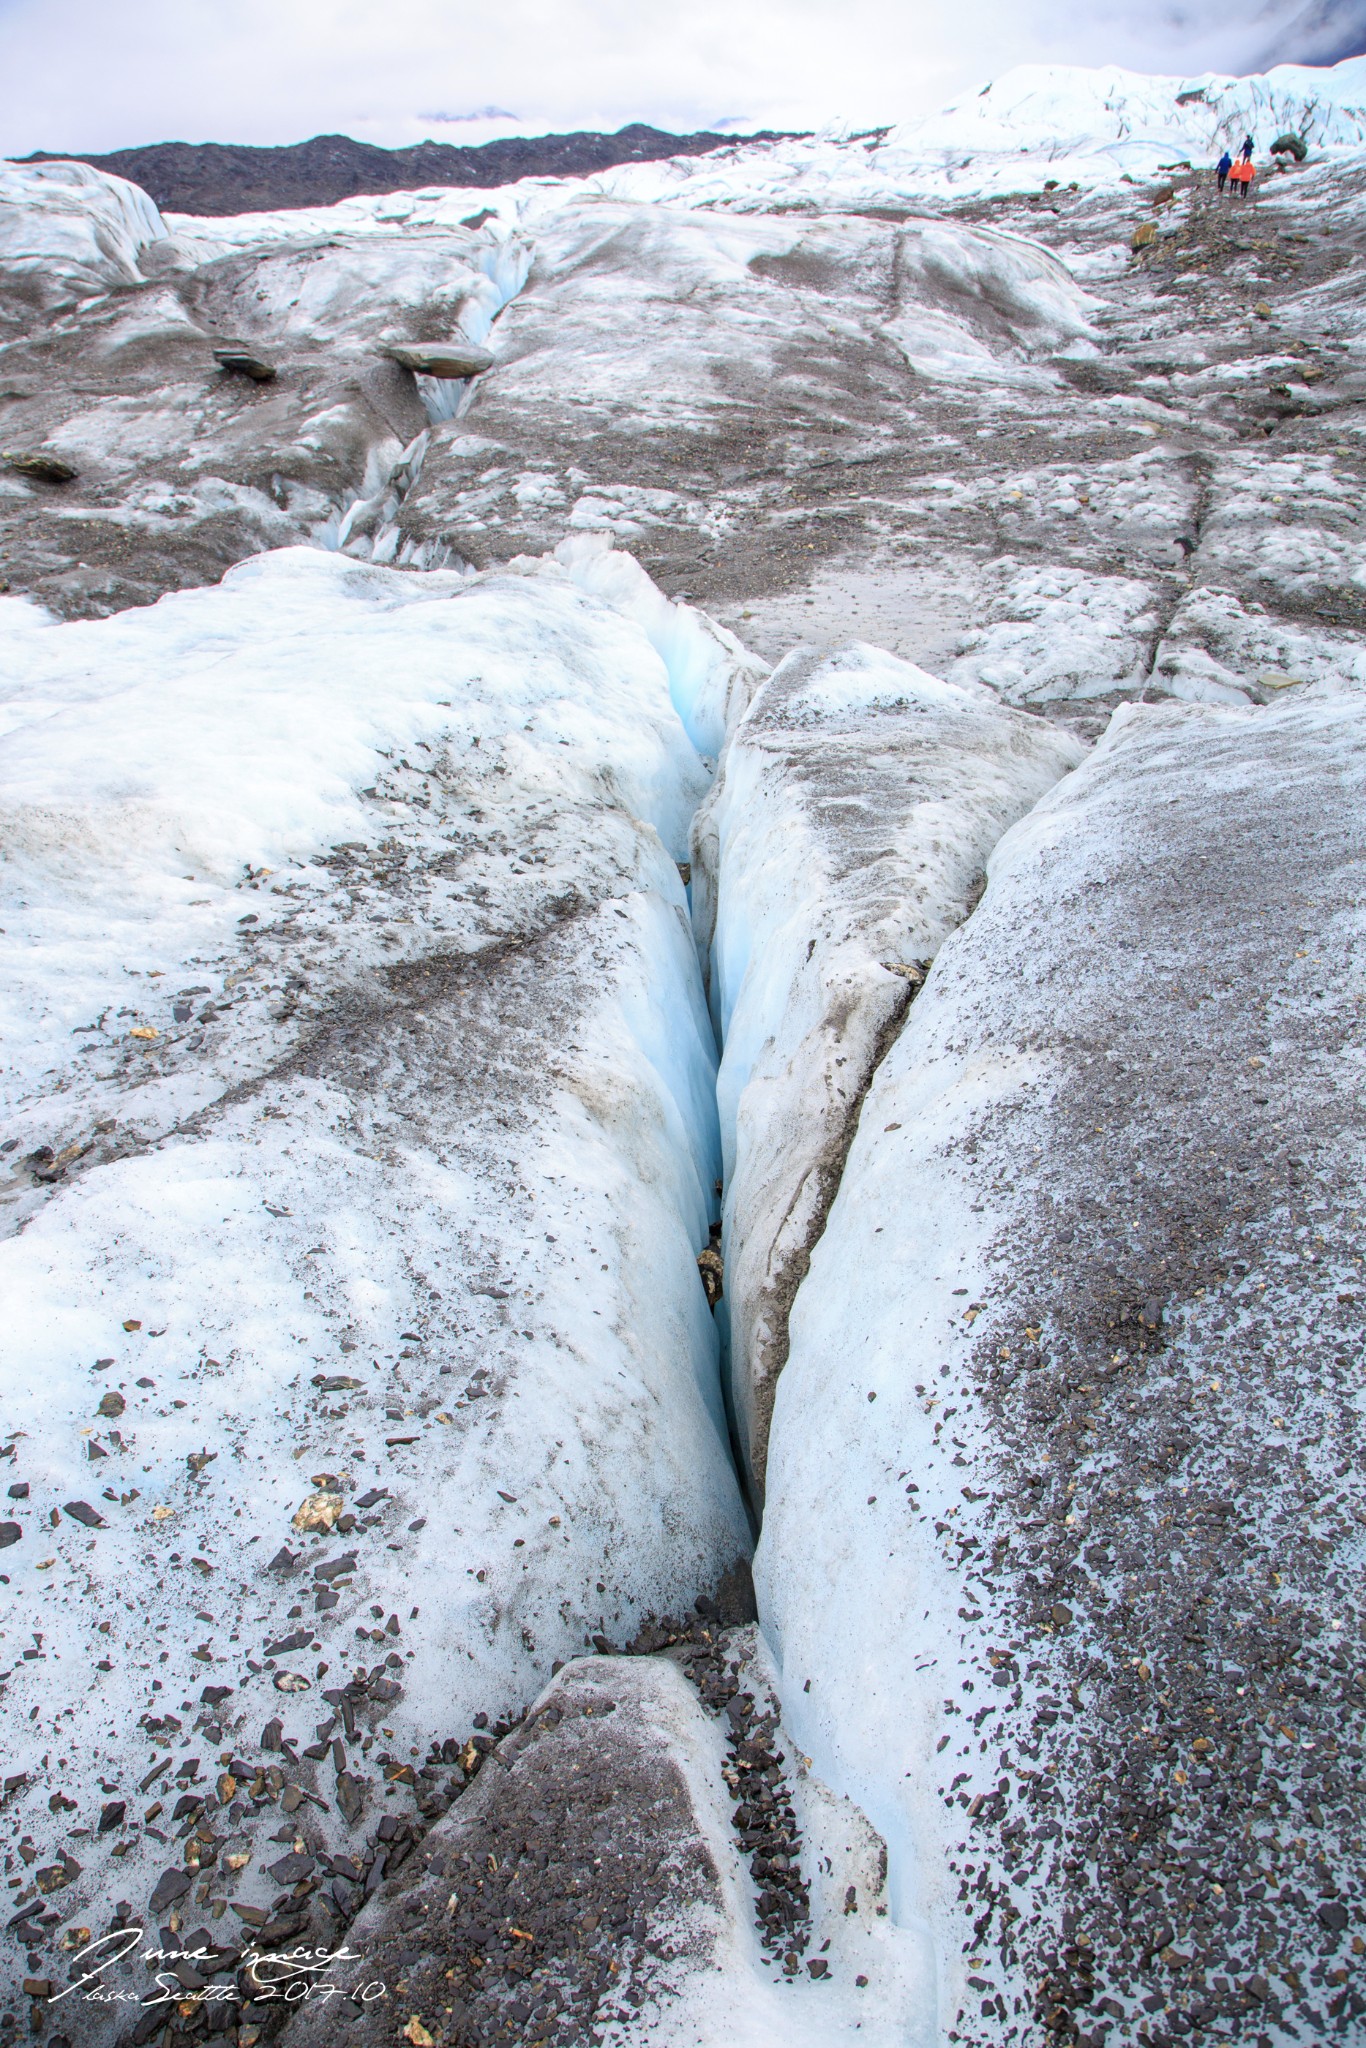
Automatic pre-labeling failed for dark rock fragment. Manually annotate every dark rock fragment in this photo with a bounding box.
[336,1771,366,1824]
[148,1867,191,1915]
[3,452,76,483]
[313,1550,358,1582]
[213,345,277,381]
[263,1628,311,1657]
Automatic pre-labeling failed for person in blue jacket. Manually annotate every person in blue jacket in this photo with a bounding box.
[1217,150,1233,192]
[1239,134,1254,162]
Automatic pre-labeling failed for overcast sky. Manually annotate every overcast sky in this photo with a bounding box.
[2,0,1364,156]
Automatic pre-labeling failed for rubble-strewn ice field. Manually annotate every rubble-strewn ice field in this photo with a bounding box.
[2,50,1366,2048]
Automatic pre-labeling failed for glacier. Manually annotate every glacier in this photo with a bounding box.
[1,47,1366,2048]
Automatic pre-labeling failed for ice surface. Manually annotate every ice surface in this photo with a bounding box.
[0,184,531,611]
[0,160,166,327]
[756,682,1366,2040]
[278,1639,928,2048]
[0,547,751,1986]
[553,532,767,756]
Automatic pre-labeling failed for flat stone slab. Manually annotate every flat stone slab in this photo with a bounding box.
[2,450,76,481]
[380,340,494,378]
[211,344,276,381]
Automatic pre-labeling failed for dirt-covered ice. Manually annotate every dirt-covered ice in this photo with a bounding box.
[756,685,1366,2043]
[0,547,756,2037]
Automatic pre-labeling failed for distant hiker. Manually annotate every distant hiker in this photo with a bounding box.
[1217,150,1233,192]
[1230,157,1256,199]
[1239,134,1254,162]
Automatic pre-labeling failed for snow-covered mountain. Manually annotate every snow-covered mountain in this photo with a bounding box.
[1,54,1365,2048]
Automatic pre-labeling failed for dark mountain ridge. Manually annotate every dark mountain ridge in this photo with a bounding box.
[12,123,797,216]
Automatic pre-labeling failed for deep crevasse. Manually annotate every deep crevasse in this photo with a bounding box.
[321,229,535,563]
[691,643,1088,2042]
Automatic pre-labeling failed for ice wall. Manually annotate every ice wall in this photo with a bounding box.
[755,683,1366,2042]
[693,645,1082,1497]
[0,546,750,1961]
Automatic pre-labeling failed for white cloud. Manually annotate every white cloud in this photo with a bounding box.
[0,0,1362,156]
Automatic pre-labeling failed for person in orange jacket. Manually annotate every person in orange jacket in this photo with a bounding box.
[1230,157,1256,199]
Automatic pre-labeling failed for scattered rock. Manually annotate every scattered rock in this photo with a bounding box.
[213,344,277,381]
[2,451,76,483]
[293,1489,343,1532]
[62,1500,104,1528]
[147,1867,191,1915]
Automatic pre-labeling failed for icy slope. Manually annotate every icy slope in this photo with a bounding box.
[904,57,1366,167]
[691,646,1082,1495]
[754,682,1366,2044]
[0,159,167,328]
[392,196,1098,589]
[0,548,753,2011]
[0,161,530,613]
